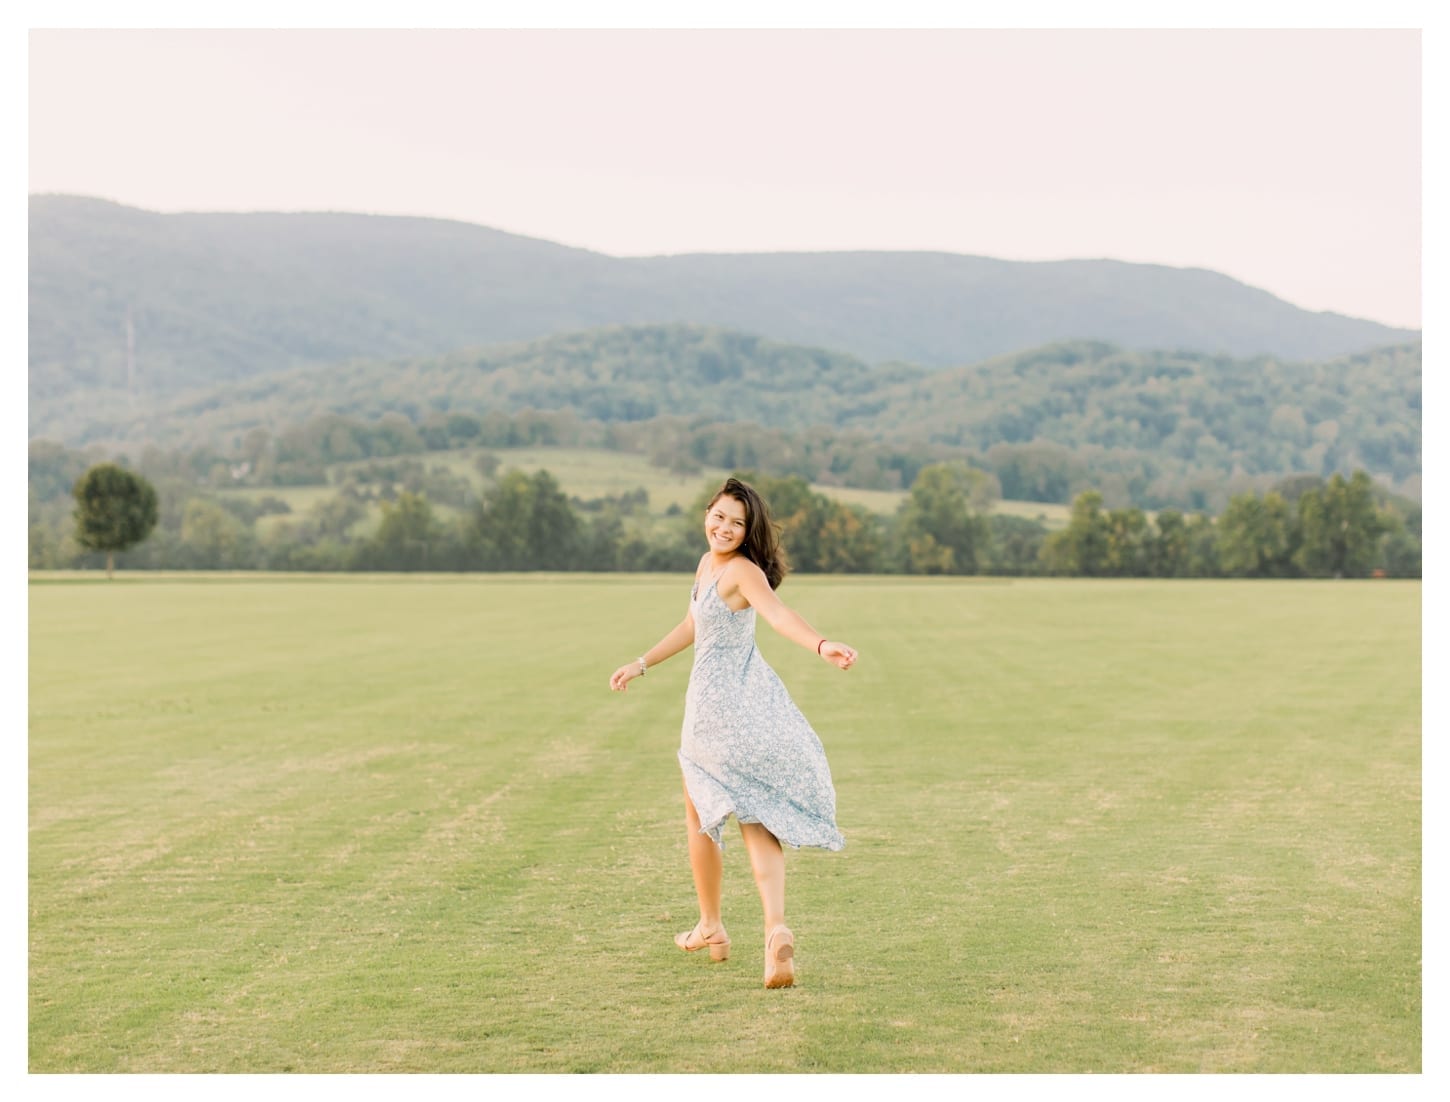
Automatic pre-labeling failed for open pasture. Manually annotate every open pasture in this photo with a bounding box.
[214,445,1073,529]
[28,574,1420,1072]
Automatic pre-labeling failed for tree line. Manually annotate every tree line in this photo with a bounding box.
[37,458,1419,580]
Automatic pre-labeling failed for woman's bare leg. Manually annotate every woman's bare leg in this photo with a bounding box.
[739,821,786,932]
[682,777,724,932]
[741,822,795,986]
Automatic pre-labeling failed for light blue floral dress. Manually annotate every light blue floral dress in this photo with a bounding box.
[678,574,845,851]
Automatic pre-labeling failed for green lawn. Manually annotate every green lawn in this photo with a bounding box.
[28,575,1420,1072]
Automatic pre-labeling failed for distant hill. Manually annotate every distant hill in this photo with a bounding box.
[28,194,1417,438]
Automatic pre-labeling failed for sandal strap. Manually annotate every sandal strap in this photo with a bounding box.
[687,923,727,947]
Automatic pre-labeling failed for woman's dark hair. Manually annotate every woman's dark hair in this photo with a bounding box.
[709,477,789,590]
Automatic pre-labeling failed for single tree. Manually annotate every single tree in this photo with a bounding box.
[1183,513,1221,577]
[468,468,581,570]
[1217,491,1294,577]
[896,462,995,574]
[1103,507,1151,576]
[1040,490,1111,576]
[1295,471,1384,578]
[72,463,159,578]
[360,491,443,571]
[1375,510,1421,578]
[1148,509,1190,577]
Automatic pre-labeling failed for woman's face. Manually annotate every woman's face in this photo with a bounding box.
[704,494,748,554]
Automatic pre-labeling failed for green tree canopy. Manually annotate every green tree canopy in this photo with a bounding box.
[1147,509,1189,578]
[1184,514,1221,577]
[72,462,160,577]
[986,514,1047,576]
[179,498,250,570]
[1040,491,1111,576]
[361,491,442,572]
[1103,507,1151,577]
[1295,472,1383,578]
[469,469,581,570]
[1216,492,1295,578]
[895,462,995,575]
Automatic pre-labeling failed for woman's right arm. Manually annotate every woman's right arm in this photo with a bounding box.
[609,613,695,692]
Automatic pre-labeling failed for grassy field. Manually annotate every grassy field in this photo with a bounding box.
[28,574,1420,1072]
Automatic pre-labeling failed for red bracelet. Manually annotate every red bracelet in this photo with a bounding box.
[817,638,826,655]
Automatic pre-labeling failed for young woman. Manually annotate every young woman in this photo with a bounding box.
[610,477,856,989]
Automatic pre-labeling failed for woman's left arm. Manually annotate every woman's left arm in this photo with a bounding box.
[734,564,857,670]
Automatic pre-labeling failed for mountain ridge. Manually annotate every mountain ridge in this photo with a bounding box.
[29,193,1417,440]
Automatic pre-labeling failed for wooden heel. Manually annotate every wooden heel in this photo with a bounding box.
[764,924,795,989]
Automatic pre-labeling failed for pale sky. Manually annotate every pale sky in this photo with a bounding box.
[26,22,1424,330]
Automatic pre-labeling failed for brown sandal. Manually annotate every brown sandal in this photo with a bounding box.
[764,924,795,989]
[675,922,731,961]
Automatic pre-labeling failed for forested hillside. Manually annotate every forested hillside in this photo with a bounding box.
[29,195,1417,441]
[39,325,920,446]
[44,324,1420,507]
[863,341,1422,500]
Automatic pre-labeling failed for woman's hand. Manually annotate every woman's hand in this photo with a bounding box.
[610,662,642,692]
[819,641,857,671]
